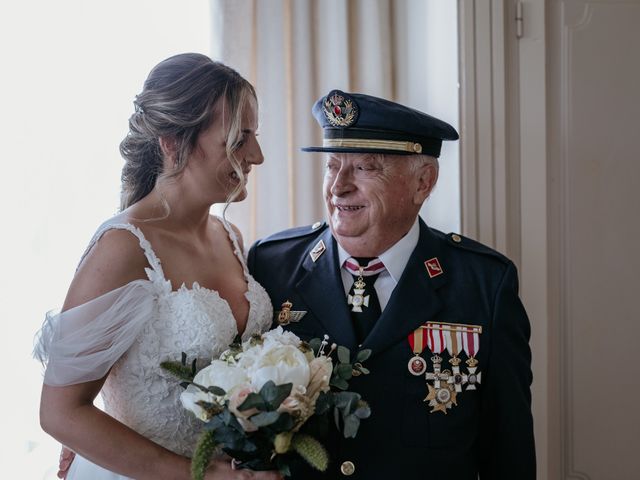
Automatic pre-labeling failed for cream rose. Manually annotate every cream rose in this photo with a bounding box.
[180,360,250,421]
[239,343,311,392]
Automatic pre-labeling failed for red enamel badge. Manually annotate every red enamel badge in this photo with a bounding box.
[424,257,443,278]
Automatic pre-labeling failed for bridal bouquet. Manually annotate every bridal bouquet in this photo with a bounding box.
[161,327,371,479]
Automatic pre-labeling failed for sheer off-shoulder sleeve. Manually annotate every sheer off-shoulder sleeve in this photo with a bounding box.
[34,279,158,386]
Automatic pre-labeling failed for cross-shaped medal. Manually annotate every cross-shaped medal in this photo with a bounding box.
[347,276,369,312]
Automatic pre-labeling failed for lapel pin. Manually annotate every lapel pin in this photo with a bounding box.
[309,239,326,262]
[275,300,307,326]
[424,257,444,278]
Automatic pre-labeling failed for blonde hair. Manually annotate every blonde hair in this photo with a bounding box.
[119,53,257,211]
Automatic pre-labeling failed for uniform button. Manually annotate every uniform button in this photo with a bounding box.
[340,461,355,476]
[451,233,462,243]
[312,221,322,230]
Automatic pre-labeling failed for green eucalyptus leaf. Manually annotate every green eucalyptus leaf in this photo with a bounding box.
[356,349,372,363]
[343,414,361,438]
[278,462,292,478]
[314,391,332,415]
[337,346,350,364]
[356,366,370,375]
[238,392,267,412]
[333,391,356,410]
[308,338,322,354]
[207,385,226,396]
[330,377,349,391]
[249,410,281,427]
[270,412,296,432]
[260,381,292,410]
[333,405,341,430]
[336,363,353,380]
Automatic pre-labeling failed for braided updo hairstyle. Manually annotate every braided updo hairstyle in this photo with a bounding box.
[119,53,257,211]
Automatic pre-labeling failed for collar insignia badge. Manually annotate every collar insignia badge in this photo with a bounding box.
[424,257,444,278]
[309,240,326,262]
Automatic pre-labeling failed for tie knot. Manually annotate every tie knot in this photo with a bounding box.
[344,257,385,276]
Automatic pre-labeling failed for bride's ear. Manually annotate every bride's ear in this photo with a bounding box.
[159,136,178,163]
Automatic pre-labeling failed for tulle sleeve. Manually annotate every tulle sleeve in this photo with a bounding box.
[34,279,158,386]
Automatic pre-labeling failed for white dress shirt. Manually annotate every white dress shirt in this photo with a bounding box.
[337,218,420,310]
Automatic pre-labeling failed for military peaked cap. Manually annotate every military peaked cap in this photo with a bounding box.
[302,89,459,157]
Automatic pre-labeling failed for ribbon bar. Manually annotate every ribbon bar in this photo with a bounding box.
[420,322,482,335]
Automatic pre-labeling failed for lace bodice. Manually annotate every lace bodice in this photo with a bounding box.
[36,218,274,458]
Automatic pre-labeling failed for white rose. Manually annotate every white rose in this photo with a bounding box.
[260,326,302,348]
[193,360,249,395]
[239,343,311,392]
[180,387,216,422]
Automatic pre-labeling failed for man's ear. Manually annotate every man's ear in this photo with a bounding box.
[158,136,177,162]
[413,161,439,205]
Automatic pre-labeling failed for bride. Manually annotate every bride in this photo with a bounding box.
[35,53,281,480]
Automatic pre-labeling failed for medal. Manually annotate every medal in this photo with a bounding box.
[424,383,458,414]
[347,274,369,313]
[407,328,428,375]
[422,323,457,413]
[344,258,385,313]
[421,322,483,414]
[462,326,482,390]
[443,325,467,392]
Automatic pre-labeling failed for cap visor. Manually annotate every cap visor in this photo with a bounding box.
[300,146,414,155]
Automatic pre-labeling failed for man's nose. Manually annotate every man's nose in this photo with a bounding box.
[330,167,354,196]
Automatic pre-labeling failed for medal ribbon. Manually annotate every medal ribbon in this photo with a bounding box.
[426,324,446,354]
[344,257,386,276]
[408,328,428,355]
[444,326,463,357]
[462,330,480,357]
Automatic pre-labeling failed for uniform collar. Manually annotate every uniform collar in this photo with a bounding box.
[337,217,420,282]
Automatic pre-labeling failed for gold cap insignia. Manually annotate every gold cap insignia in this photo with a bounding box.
[322,90,359,128]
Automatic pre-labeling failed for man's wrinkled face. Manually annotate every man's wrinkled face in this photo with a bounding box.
[323,153,434,256]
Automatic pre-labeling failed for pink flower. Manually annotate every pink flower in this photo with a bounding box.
[228,385,259,432]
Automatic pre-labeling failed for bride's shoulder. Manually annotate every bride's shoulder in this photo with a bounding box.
[63,220,151,311]
[210,214,244,251]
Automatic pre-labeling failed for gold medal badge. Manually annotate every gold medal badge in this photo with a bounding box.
[275,300,307,326]
[421,322,483,414]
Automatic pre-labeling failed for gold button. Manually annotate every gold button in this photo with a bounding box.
[413,142,423,153]
[340,460,355,476]
[451,233,462,243]
[312,221,322,230]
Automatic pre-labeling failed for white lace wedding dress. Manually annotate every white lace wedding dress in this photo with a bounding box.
[34,218,274,479]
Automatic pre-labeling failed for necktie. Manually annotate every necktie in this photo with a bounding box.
[344,257,385,342]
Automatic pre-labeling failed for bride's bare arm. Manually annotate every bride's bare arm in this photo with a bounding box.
[40,228,193,479]
[41,380,192,479]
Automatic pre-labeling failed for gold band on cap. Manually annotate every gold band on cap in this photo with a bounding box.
[323,138,422,154]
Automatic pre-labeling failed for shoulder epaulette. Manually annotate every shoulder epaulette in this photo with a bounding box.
[256,221,328,246]
[445,232,510,264]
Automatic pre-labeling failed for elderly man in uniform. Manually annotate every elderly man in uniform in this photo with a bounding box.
[247,90,536,480]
